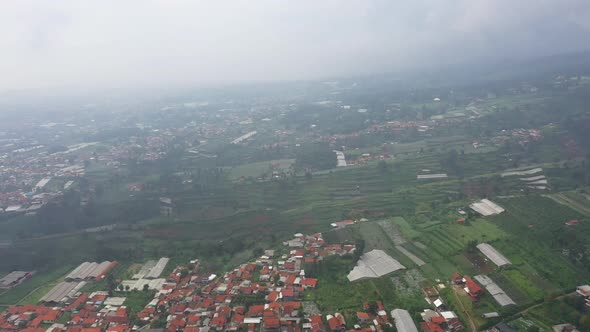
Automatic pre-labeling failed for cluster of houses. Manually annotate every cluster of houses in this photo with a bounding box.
[5,230,470,332]
[0,292,130,332]
[0,232,355,332]
[453,272,514,310]
[2,229,550,332]
[0,304,62,331]
[419,285,464,332]
[132,233,356,332]
[491,128,542,147]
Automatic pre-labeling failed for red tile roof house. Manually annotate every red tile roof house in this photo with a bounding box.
[376,301,385,311]
[106,324,130,332]
[263,317,281,332]
[356,312,371,325]
[281,287,296,301]
[267,290,280,302]
[209,315,227,330]
[421,321,445,332]
[463,276,484,300]
[247,305,265,317]
[301,278,318,289]
[309,315,325,332]
[105,307,128,324]
[327,313,346,332]
[230,312,245,330]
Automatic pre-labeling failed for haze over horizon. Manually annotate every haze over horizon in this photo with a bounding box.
[2,0,590,92]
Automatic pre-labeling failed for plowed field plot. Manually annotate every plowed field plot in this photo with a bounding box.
[464,252,494,274]
[396,245,426,266]
[377,219,405,245]
[391,269,426,296]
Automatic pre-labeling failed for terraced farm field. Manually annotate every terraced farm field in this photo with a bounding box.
[546,190,590,216]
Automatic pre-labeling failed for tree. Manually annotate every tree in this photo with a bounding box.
[151,318,167,329]
[354,239,365,261]
[296,143,337,171]
[125,285,130,292]
[118,284,124,292]
[297,306,304,318]
[466,240,478,253]
[106,274,117,295]
[367,302,377,315]
[179,269,189,279]
[382,324,396,332]
[253,247,264,257]
[143,284,149,292]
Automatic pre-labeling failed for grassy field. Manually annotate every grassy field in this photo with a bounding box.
[546,190,590,216]
[519,294,590,330]
[228,159,295,180]
[312,194,590,329]
[304,254,425,323]
[0,266,72,305]
[123,290,156,316]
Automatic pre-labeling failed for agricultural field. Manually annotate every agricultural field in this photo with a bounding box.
[304,254,425,323]
[313,192,590,330]
[227,158,295,181]
[546,189,590,216]
[514,294,590,330]
[0,266,72,305]
[2,93,590,331]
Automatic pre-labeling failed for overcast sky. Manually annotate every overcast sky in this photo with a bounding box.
[1,0,590,92]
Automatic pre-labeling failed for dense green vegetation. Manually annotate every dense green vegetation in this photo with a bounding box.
[2,58,590,329]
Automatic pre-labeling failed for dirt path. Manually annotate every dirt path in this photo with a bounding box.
[452,286,477,332]
[545,193,590,216]
[517,292,574,316]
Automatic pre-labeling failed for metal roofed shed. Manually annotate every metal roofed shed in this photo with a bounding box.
[469,199,505,216]
[391,309,418,332]
[417,173,448,180]
[145,257,170,279]
[482,312,500,319]
[348,249,405,282]
[334,150,347,167]
[474,275,516,307]
[4,205,22,213]
[40,281,86,303]
[66,261,112,281]
[476,243,511,267]
[34,177,52,191]
[576,285,590,297]
[103,297,127,306]
[501,167,543,177]
[133,260,156,279]
[244,317,262,324]
[0,271,32,288]
[121,278,166,291]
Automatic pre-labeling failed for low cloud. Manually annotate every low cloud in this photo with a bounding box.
[1,0,589,91]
